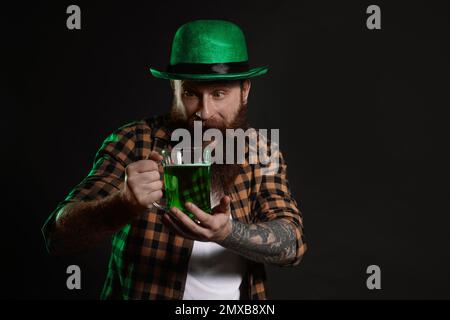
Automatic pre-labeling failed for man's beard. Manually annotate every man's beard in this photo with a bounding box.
[168,99,249,196]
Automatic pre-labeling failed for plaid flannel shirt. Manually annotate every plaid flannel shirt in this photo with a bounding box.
[42,114,306,300]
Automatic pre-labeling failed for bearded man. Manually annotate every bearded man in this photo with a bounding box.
[42,19,307,300]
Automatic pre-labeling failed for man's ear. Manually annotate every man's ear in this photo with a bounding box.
[242,79,251,104]
[170,80,175,90]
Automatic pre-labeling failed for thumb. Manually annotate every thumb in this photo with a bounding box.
[213,195,231,213]
[146,150,163,162]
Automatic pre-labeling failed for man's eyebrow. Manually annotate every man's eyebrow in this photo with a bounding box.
[181,82,198,91]
[208,81,235,88]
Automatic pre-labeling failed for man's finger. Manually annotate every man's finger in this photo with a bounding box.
[170,207,209,236]
[184,202,213,226]
[128,159,159,174]
[162,213,196,240]
[134,171,160,184]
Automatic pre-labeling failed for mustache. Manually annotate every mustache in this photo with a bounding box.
[171,102,249,133]
[189,116,226,131]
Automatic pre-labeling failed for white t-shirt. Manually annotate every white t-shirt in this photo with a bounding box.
[182,190,247,300]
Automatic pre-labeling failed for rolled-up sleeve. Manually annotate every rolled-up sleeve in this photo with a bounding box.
[252,150,307,267]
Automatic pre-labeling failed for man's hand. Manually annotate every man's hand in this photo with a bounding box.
[162,196,233,242]
[120,151,164,216]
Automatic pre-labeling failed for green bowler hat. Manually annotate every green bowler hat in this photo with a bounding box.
[150,19,269,81]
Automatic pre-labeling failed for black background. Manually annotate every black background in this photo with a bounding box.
[2,0,449,299]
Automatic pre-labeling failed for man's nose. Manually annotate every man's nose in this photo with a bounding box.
[197,96,212,120]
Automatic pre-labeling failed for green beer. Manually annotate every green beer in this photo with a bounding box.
[163,163,212,219]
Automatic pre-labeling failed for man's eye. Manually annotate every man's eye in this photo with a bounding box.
[213,91,225,98]
[183,90,195,97]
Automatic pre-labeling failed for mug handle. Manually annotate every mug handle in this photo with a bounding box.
[146,146,170,213]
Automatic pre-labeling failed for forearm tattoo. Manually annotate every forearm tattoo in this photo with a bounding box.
[217,219,298,265]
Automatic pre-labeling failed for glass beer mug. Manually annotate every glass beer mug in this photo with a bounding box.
[152,146,212,220]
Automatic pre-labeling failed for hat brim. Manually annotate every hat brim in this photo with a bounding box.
[149,66,268,81]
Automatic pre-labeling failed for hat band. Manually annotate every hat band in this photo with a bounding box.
[166,61,249,75]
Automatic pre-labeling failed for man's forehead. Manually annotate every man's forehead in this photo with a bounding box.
[181,80,240,90]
